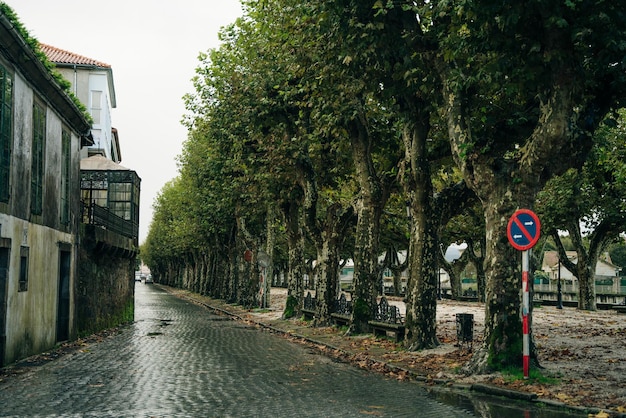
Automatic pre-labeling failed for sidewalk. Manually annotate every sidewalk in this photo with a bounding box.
[166,286,626,418]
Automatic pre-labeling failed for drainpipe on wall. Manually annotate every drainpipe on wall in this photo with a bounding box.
[73,65,77,96]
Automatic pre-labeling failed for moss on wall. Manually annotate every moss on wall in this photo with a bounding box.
[77,229,136,336]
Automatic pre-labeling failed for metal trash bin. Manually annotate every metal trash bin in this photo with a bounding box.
[456,313,474,348]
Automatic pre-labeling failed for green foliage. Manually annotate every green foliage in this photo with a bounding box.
[536,110,626,258]
[352,298,370,323]
[252,308,271,314]
[77,301,133,338]
[609,242,626,271]
[487,322,523,371]
[500,366,560,385]
[283,295,298,319]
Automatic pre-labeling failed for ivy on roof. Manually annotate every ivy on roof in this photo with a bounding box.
[0,2,93,124]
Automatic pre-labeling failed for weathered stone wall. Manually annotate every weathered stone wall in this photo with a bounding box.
[77,225,136,336]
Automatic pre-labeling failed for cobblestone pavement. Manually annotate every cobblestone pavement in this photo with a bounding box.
[0,284,477,418]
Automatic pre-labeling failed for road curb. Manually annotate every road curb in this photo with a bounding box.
[470,382,537,401]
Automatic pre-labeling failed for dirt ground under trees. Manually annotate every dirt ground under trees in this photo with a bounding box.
[242,288,626,417]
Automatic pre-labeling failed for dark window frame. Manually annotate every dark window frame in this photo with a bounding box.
[60,128,71,225]
[18,246,29,292]
[31,99,46,215]
[0,64,13,203]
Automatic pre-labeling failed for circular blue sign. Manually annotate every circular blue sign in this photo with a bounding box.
[507,209,541,251]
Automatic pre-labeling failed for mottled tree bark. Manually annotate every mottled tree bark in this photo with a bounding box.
[310,204,353,326]
[282,200,305,318]
[314,225,339,326]
[401,112,440,350]
[552,227,599,311]
[465,238,486,302]
[440,249,468,300]
[260,204,275,309]
[348,118,387,334]
[299,155,353,326]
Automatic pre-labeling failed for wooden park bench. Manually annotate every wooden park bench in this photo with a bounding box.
[330,293,352,326]
[302,291,316,320]
[368,296,405,342]
[459,288,478,302]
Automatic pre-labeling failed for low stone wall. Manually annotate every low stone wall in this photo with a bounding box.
[76,225,136,336]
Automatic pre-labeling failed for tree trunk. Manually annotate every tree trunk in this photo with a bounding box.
[298,150,353,325]
[392,269,403,297]
[401,114,439,350]
[464,197,525,373]
[404,212,439,350]
[350,201,380,332]
[283,200,305,318]
[313,204,350,326]
[577,263,597,311]
[382,246,408,297]
[449,268,462,300]
[466,238,486,302]
[553,226,599,311]
[260,205,275,309]
[349,118,385,334]
[235,217,259,308]
[441,249,468,300]
[314,236,337,326]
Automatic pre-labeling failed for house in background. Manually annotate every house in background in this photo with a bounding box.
[0,8,92,366]
[538,250,625,305]
[40,45,140,336]
[39,44,121,162]
[40,44,140,243]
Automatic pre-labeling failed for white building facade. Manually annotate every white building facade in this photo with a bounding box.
[39,44,121,163]
[538,250,625,304]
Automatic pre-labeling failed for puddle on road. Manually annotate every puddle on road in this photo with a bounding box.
[429,386,586,418]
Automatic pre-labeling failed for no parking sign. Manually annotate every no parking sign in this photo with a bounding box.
[507,209,541,251]
[507,208,541,379]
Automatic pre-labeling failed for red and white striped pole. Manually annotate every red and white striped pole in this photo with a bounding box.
[522,250,530,379]
[507,209,540,379]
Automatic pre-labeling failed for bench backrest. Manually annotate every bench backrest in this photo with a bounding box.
[333,293,352,315]
[374,296,404,324]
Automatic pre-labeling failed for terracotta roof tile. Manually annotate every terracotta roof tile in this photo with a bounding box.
[39,43,111,68]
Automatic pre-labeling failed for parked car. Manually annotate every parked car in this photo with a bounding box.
[145,274,153,284]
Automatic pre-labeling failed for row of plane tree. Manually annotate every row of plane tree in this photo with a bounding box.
[143,1,626,374]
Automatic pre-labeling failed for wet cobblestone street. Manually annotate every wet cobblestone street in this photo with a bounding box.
[0,284,476,417]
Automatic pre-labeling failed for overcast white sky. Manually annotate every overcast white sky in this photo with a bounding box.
[7,0,244,243]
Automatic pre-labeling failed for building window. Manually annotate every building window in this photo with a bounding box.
[109,182,132,220]
[18,246,29,292]
[90,91,102,125]
[31,100,46,215]
[60,129,71,225]
[0,65,12,202]
[81,188,107,207]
